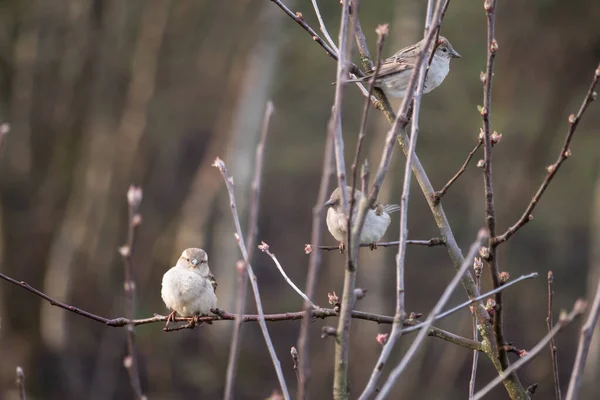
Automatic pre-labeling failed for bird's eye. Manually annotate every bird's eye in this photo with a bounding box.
[442,48,447,52]
[191,258,199,266]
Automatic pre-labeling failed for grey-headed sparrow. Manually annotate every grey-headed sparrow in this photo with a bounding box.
[324,186,400,250]
[350,36,460,98]
[161,248,218,328]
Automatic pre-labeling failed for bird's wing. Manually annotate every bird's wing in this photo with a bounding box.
[382,204,401,214]
[208,273,218,293]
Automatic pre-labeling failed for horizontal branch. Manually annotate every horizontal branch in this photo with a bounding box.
[309,238,445,252]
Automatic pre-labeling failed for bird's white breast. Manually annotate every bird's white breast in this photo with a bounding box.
[424,56,450,94]
[161,266,217,316]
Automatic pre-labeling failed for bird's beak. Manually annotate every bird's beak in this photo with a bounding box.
[450,48,461,59]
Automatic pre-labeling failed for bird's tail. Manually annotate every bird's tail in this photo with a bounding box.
[383,204,401,214]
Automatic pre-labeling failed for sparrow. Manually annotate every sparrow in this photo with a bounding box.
[161,248,218,329]
[349,36,461,98]
[324,186,400,250]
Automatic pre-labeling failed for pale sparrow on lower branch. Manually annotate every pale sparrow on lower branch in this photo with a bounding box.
[161,248,218,329]
[349,36,460,98]
[324,186,401,251]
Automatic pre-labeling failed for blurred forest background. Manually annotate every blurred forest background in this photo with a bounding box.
[0,0,599,399]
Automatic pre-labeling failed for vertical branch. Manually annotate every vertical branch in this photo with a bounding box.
[16,366,26,400]
[357,2,448,398]
[118,186,145,400]
[565,278,600,400]
[481,0,514,379]
[547,271,561,400]
[470,259,483,398]
[331,1,353,399]
[224,101,274,400]
[213,158,290,400]
[297,132,334,400]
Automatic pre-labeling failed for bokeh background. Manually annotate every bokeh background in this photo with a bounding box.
[0,0,599,399]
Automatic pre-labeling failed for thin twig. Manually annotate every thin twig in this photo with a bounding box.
[16,366,26,400]
[547,271,561,400]
[311,238,445,251]
[297,131,334,400]
[310,0,338,53]
[433,139,483,204]
[474,300,588,400]
[213,158,290,400]
[401,272,538,335]
[259,242,315,306]
[348,24,387,249]
[495,64,600,245]
[373,229,488,400]
[565,277,600,400]
[119,186,145,400]
[224,101,274,400]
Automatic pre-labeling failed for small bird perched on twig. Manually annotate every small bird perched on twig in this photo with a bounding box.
[161,248,218,329]
[349,36,460,98]
[324,186,400,251]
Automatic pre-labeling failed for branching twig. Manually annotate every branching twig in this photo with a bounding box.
[259,242,315,306]
[565,277,600,400]
[372,229,488,400]
[547,271,561,400]
[224,101,274,400]
[16,366,26,400]
[495,64,600,245]
[119,186,145,400]
[213,158,290,400]
[473,300,588,400]
[268,0,361,77]
[433,139,483,204]
[310,238,445,251]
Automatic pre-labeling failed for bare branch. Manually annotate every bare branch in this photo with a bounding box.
[224,100,274,400]
[213,158,290,400]
[332,1,354,397]
[495,63,600,244]
[433,139,482,204]
[547,271,561,400]
[348,24,388,251]
[372,229,488,400]
[474,300,588,400]
[259,242,315,306]
[565,277,600,400]
[119,185,145,400]
[469,258,484,399]
[268,0,362,77]
[311,238,445,251]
